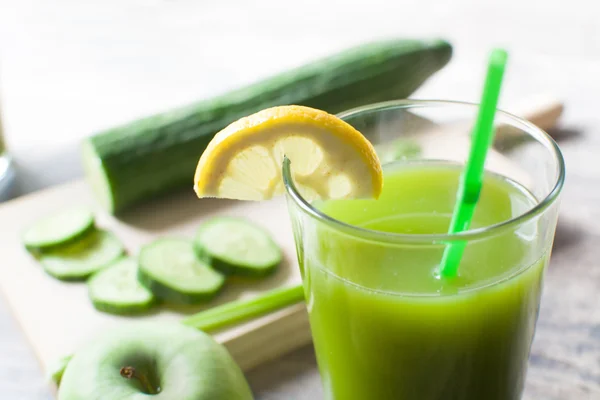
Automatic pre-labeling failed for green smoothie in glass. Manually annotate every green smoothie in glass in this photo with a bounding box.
[306,163,544,399]
[284,101,564,400]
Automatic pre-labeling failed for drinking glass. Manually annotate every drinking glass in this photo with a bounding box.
[283,100,565,400]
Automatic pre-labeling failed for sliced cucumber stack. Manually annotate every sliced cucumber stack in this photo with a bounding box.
[138,238,225,304]
[22,207,286,318]
[22,208,95,251]
[40,230,125,281]
[88,257,156,314]
[194,217,282,277]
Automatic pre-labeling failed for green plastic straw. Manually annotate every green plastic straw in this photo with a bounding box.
[439,49,508,278]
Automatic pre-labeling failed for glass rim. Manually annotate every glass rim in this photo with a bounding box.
[283,99,566,244]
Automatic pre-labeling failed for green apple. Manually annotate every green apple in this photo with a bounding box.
[58,322,254,399]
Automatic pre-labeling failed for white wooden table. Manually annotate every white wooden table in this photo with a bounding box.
[0,1,598,398]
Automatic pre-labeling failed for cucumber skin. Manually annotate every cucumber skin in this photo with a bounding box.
[83,39,452,214]
[194,243,279,278]
[137,267,225,305]
[90,297,158,315]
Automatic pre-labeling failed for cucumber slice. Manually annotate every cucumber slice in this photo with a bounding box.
[40,230,125,281]
[375,138,422,163]
[138,238,225,304]
[22,208,95,251]
[88,257,156,315]
[194,217,282,277]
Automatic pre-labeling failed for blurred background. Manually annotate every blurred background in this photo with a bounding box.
[0,0,597,197]
[0,0,598,399]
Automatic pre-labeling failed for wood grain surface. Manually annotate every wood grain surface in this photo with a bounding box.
[0,0,598,399]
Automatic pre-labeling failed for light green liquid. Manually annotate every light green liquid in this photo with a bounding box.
[302,163,546,400]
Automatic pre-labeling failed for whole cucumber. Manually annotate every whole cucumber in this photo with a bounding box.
[82,39,452,213]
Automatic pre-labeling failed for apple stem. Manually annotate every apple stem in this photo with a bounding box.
[120,366,158,395]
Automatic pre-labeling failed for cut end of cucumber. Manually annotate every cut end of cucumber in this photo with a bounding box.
[194,217,282,277]
[82,139,115,214]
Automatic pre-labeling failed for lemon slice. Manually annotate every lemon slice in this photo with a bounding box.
[193,105,382,201]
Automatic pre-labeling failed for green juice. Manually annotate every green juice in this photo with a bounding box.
[302,162,547,400]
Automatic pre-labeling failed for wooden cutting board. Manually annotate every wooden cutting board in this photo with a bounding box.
[0,180,311,385]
